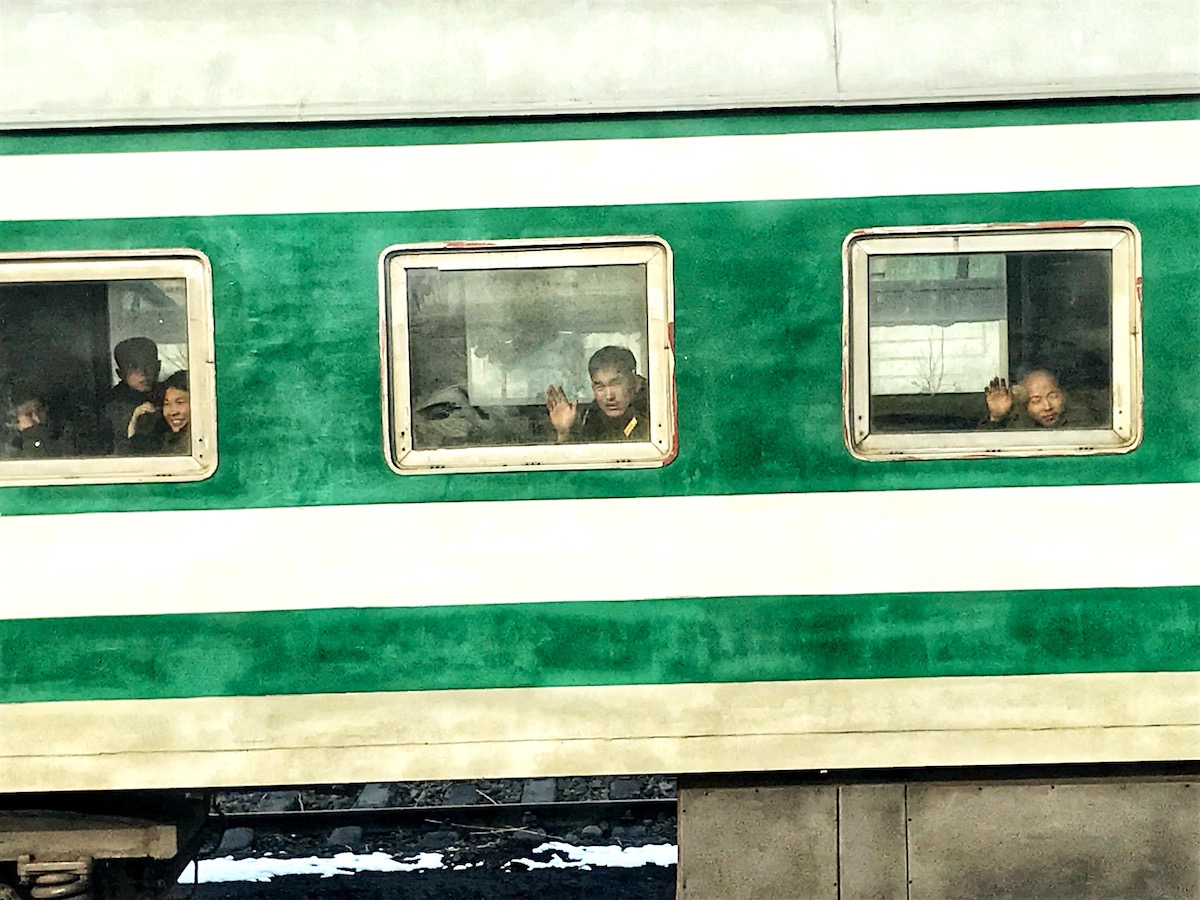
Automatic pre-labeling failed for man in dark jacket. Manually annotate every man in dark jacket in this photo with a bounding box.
[102,337,160,452]
[545,345,649,443]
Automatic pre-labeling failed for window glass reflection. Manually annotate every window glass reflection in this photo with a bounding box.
[407,265,650,450]
[867,251,1112,433]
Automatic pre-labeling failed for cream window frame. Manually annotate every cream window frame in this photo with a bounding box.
[843,221,1142,461]
[0,250,216,486]
[379,237,676,475]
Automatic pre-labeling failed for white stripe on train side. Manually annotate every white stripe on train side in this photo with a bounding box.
[1,120,1199,222]
[0,482,1196,620]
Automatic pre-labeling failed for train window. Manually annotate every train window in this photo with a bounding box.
[380,237,675,474]
[0,251,216,486]
[843,222,1141,460]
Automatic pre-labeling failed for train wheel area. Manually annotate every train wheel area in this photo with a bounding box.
[0,793,208,900]
[0,777,676,899]
[7,763,1197,898]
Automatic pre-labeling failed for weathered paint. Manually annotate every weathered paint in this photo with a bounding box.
[2,672,1198,792]
[0,99,1197,788]
[4,0,1198,129]
[1,587,1197,704]
[0,189,1195,515]
[2,97,1198,166]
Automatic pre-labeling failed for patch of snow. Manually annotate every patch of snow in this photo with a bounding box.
[506,842,678,870]
[178,843,678,883]
[177,851,444,883]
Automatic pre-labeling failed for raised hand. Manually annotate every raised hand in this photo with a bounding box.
[127,401,157,438]
[985,376,1013,421]
[545,385,578,441]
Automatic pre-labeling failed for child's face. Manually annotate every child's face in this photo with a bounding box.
[162,386,190,433]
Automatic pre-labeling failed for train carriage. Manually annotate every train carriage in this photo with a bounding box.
[1,1,1198,897]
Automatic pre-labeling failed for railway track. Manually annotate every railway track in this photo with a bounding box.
[170,780,678,899]
[211,797,676,831]
[201,778,677,857]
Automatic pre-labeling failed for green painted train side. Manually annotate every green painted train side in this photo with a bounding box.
[0,100,1198,517]
[0,99,1197,797]
[3,586,1198,704]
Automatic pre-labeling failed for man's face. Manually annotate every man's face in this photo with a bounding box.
[124,362,159,394]
[1023,372,1065,426]
[590,367,636,418]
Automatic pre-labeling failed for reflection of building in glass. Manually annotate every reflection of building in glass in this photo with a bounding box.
[468,330,645,406]
[407,264,650,449]
[385,238,675,472]
[866,250,1113,433]
[845,223,1137,458]
[869,254,1008,396]
[108,279,189,377]
[460,266,647,406]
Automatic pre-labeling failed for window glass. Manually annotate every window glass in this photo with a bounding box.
[382,238,675,474]
[0,251,216,485]
[844,223,1140,459]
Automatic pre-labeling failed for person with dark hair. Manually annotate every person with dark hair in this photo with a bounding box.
[129,369,190,455]
[981,369,1096,429]
[545,345,649,443]
[103,337,161,451]
[5,394,78,457]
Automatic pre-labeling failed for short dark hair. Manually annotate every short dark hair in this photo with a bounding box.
[114,337,160,374]
[587,346,637,378]
[161,369,189,394]
[151,369,189,407]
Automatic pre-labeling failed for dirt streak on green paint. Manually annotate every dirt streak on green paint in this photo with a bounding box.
[1,586,1196,704]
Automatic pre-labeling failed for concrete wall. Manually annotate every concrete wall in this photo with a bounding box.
[678,774,1199,899]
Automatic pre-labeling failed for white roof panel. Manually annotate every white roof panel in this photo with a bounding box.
[0,0,1196,129]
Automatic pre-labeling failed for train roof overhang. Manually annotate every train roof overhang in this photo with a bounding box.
[1,0,1198,131]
